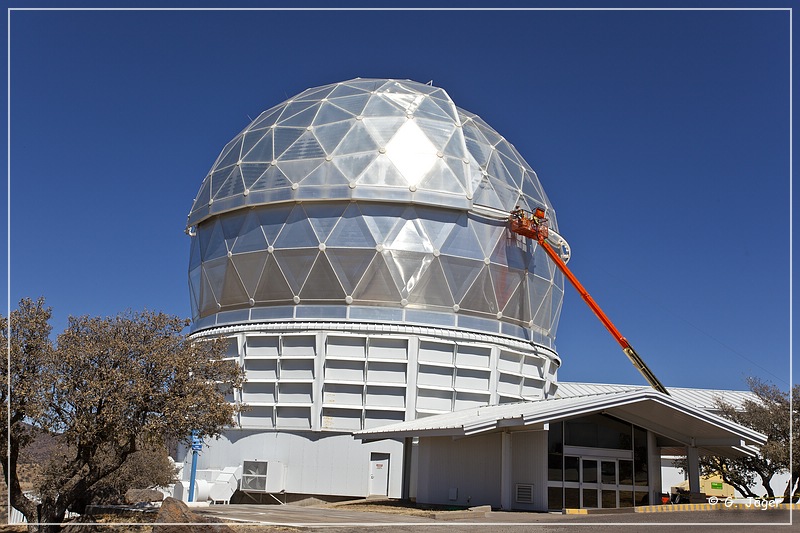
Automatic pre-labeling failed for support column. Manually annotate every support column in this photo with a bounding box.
[686,445,701,497]
[500,431,513,510]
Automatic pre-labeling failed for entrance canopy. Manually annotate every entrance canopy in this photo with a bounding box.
[354,388,766,458]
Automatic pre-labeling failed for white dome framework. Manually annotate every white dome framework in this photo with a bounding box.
[188,78,564,346]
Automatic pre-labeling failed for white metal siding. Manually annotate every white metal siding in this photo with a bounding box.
[415,434,502,508]
[510,430,548,511]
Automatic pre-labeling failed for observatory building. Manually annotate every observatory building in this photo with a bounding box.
[181,79,766,511]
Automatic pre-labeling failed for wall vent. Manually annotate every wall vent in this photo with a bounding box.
[241,461,268,492]
[515,483,534,504]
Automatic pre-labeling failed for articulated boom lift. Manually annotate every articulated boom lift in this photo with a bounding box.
[509,207,669,395]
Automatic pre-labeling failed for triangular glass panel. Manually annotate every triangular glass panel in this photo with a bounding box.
[332,152,376,181]
[276,100,317,123]
[382,91,422,113]
[251,165,292,192]
[334,121,378,155]
[300,160,350,187]
[189,266,201,319]
[249,105,283,130]
[442,130,468,159]
[314,102,354,125]
[328,94,369,116]
[475,119,503,145]
[531,284,553,330]
[464,135,493,168]
[326,203,377,248]
[386,250,433,298]
[240,163,270,190]
[220,258,249,306]
[492,182,521,212]
[231,210,268,254]
[386,217,434,254]
[470,215,506,258]
[279,102,321,128]
[486,151,513,188]
[203,256,228,302]
[439,255,483,304]
[406,257,454,308]
[444,156,470,193]
[189,237,201,270]
[212,135,242,168]
[193,178,211,213]
[439,216,484,260]
[295,84,336,101]
[346,79,384,93]
[329,83,370,99]
[498,152,525,190]
[418,158,465,195]
[242,129,274,162]
[326,248,377,294]
[213,166,245,200]
[211,166,236,198]
[221,212,246,251]
[304,203,346,243]
[363,94,406,117]
[199,264,220,316]
[273,205,320,249]
[459,265,498,314]
[472,177,505,210]
[272,248,318,294]
[360,203,405,244]
[253,203,293,245]
[428,96,459,122]
[363,116,405,146]
[254,254,295,302]
[357,157,407,187]
[489,263,524,312]
[414,205,458,251]
[281,131,326,161]
[352,254,402,303]
[215,136,244,170]
[278,158,324,183]
[313,120,354,155]
[521,174,546,206]
[415,97,453,122]
[300,253,346,300]
[497,140,523,167]
[199,218,226,261]
[491,231,531,271]
[273,127,306,159]
[502,276,531,323]
[416,117,455,151]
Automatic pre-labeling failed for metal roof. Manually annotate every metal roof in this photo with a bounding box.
[353,388,765,458]
[553,382,755,411]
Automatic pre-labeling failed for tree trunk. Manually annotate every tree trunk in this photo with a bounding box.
[757,471,775,498]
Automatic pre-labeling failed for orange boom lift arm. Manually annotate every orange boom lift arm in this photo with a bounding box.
[509,207,669,395]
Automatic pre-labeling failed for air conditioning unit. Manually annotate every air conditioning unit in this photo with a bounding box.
[515,483,534,504]
[241,461,286,493]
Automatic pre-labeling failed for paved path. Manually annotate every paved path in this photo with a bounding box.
[193,504,797,531]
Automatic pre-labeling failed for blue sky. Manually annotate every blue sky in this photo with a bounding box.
[4,5,794,392]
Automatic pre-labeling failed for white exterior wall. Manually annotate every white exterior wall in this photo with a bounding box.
[416,433,503,508]
[415,429,549,511]
[510,429,548,511]
[185,430,404,498]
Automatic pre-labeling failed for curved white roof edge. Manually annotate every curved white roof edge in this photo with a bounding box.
[353,388,766,458]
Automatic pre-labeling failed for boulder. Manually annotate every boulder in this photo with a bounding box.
[152,497,234,533]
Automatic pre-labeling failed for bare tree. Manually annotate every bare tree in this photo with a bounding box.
[2,298,245,532]
[674,377,796,501]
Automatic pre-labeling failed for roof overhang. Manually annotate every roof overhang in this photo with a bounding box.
[353,389,766,458]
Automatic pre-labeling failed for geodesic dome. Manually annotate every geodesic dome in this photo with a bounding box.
[187,78,564,346]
